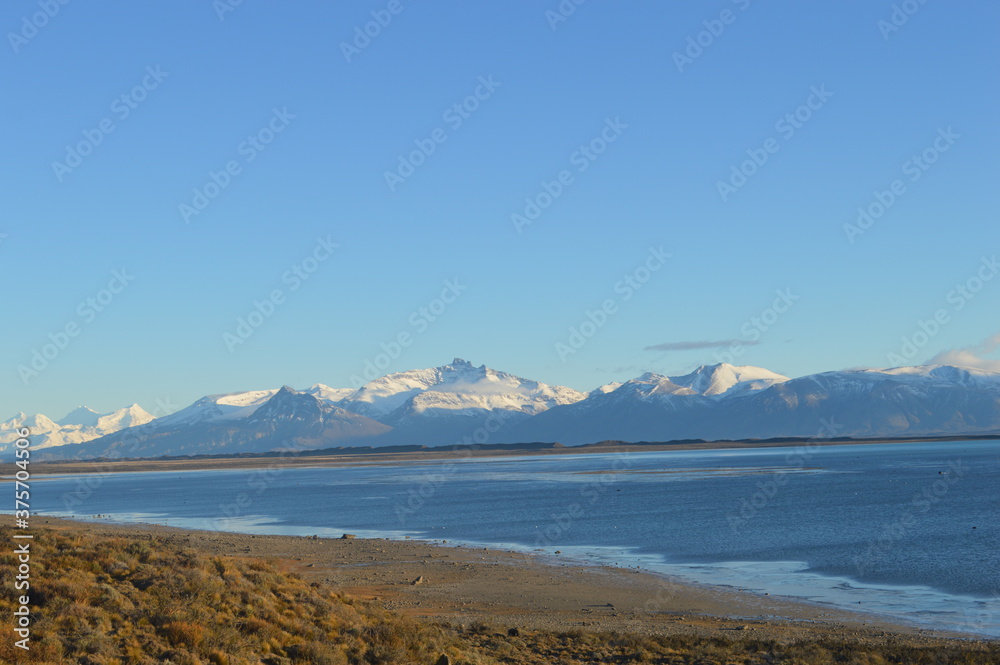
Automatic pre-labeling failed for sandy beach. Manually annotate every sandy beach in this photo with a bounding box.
[36,517,989,650]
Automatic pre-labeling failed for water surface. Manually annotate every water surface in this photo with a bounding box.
[19,440,1000,636]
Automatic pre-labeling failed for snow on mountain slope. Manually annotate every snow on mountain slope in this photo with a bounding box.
[501,363,1000,445]
[95,404,154,431]
[728,365,1000,438]
[249,386,329,424]
[0,404,154,453]
[325,358,588,446]
[147,389,278,430]
[58,406,101,427]
[339,358,586,422]
[3,412,59,433]
[26,362,592,457]
[861,364,1000,387]
[39,387,391,460]
[621,372,699,398]
[670,363,789,397]
[586,364,787,405]
[590,381,623,396]
[143,384,354,432]
[306,383,355,405]
[24,361,1000,459]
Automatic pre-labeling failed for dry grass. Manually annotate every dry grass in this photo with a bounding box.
[1,526,996,664]
[0,526,465,665]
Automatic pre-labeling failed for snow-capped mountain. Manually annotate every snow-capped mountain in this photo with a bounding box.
[339,358,584,418]
[723,364,1000,440]
[70,384,354,443]
[498,363,786,443]
[306,384,355,405]
[337,358,587,445]
[145,389,278,431]
[590,382,623,397]
[27,361,1000,460]
[1,412,60,440]
[582,364,787,406]
[58,406,101,427]
[502,363,1000,445]
[34,360,589,458]
[669,363,789,397]
[40,387,390,460]
[0,404,155,453]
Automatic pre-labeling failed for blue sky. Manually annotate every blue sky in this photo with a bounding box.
[3,0,998,418]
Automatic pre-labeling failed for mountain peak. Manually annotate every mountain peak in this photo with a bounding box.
[251,386,322,423]
[95,404,155,431]
[590,381,623,397]
[338,360,586,422]
[5,412,28,425]
[671,363,789,397]
[634,371,667,383]
[58,405,101,427]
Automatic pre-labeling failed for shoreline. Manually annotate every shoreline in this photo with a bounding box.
[36,516,994,646]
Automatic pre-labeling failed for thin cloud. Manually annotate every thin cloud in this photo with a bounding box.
[929,333,1000,372]
[644,339,762,352]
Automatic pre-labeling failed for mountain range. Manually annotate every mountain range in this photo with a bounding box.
[11,359,1000,461]
[0,404,153,453]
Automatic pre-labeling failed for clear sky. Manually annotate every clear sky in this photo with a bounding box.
[3,1,998,419]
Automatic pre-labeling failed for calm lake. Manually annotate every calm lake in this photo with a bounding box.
[20,440,1000,637]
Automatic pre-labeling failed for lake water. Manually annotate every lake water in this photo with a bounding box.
[17,440,1000,637]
